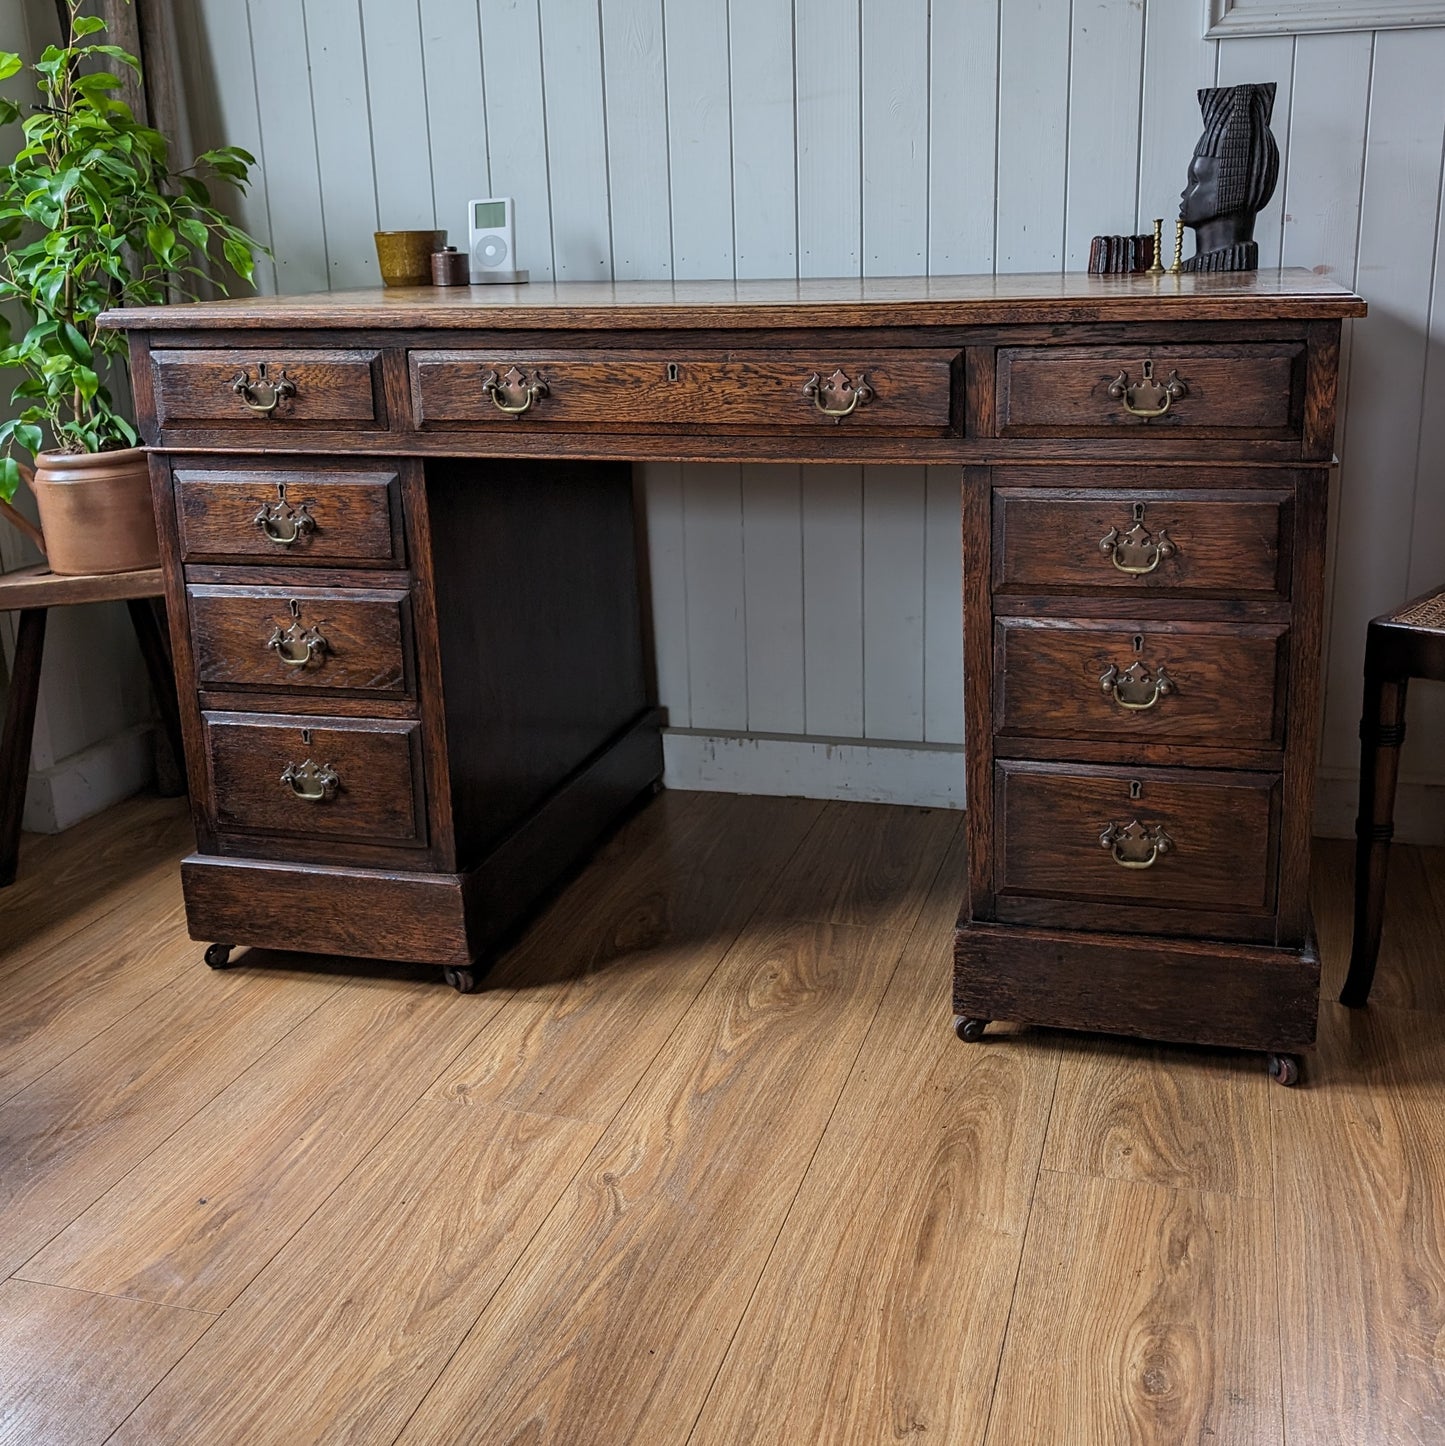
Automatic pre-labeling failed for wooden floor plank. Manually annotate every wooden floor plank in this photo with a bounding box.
[1274,998,1445,1445]
[394,809,960,1445]
[17,977,504,1311]
[689,827,1058,1446]
[0,965,336,1278]
[986,1171,1281,1445]
[109,1099,601,1446]
[0,876,190,1106]
[427,792,823,1123]
[1042,1035,1273,1198]
[0,1279,212,1446]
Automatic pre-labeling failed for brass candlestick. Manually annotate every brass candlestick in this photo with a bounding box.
[1168,218,1185,275]
[1146,218,1166,276]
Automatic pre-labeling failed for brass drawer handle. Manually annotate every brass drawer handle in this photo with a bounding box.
[281,758,339,802]
[253,482,316,547]
[803,368,874,421]
[1106,360,1187,420]
[1099,819,1173,869]
[1100,504,1176,576]
[267,600,328,669]
[481,366,549,417]
[231,362,297,416]
[1100,661,1175,711]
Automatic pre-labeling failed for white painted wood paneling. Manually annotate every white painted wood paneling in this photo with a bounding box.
[144,3,1445,833]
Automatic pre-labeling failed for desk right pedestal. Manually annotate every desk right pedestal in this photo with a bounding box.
[954,457,1328,1080]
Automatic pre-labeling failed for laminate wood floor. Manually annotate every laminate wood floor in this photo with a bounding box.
[0,792,1441,1445]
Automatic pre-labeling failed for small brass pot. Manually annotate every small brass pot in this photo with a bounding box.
[29,447,159,575]
[374,229,446,287]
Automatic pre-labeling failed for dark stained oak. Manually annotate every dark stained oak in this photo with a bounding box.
[151,346,384,428]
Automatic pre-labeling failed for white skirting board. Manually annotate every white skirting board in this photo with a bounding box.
[21,723,157,835]
[662,730,966,809]
[663,730,1444,845]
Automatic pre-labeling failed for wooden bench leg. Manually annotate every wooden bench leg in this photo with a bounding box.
[0,608,47,887]
[1340,671,1407,1007]
[127,596,187,799]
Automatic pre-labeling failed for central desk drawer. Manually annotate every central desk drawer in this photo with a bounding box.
[203,712,427,846]
[995,618,1287,747]
[996,342,1303,438]
[995,760,1279,915]
[188,585,412,697]
[408,349,961,433]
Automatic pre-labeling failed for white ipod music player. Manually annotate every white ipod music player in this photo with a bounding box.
[468,197,528,284]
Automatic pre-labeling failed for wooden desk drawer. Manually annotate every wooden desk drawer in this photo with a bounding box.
[175,467,404,567]
[995,760,1278,915]
[995,343,1303,438]
[188,585,411,697]
[204,712,426,846]
[994,618,1287,747]
[993,480,1292,598]
[408,349,960,432]
[153,348,384,429]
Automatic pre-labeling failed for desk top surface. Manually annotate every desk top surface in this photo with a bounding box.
[102,269,1365,332]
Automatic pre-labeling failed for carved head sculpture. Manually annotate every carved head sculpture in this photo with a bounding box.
[1179,83,1279,272]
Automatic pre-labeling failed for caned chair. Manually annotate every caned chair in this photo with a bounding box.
[1339,583,1445,1007]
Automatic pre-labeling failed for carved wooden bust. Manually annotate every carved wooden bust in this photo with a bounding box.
[1180,83,1279,273]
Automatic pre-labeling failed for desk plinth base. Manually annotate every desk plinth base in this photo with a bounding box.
[952,917,1320,1056]
[182,711,663,970]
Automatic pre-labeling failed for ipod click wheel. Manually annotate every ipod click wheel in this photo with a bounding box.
[468,197,529,284]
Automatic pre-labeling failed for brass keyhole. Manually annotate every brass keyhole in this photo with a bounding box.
[301,728,312,746]
[1133,634,1144,654]
[1132,502,1146,524]
[1129,780,1142,801]
[666,362,680,382]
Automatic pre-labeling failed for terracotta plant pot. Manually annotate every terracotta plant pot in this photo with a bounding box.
[28,447,159,576]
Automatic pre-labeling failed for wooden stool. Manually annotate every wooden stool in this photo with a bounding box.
[0,564,185,887]
[1339,582,1445,1007]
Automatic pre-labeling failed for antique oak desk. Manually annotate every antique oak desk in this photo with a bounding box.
[102,272,1364,1078]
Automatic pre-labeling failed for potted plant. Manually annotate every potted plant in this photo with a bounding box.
[0,0,264,574]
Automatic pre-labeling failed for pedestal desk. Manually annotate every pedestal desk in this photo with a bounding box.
[101,272,1364,1075]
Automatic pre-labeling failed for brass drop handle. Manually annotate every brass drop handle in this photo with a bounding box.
[480,365,549,417]
[1107,360,1187,419]
[281,758,340,802]
[267,601,328,668]
[1099,819,1173,870]
[1100,506,1177,576]
[1100,661,1175,711]
[253,483,315,547]
[803,369,874,421]
[231,362,297,416]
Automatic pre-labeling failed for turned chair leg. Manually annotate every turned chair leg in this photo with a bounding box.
[1340,670,1408,1007]
[0,607,48,888]
[126,597,186,798]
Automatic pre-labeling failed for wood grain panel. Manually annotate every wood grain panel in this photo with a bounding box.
[153,347,382,427]
[986,1171,1280,1445]
[16,978,499,1310]
[0,966,334,1277]
[109,1099,599,1446]
[1043,1038,1272,1199]
[0,1279,212,1446]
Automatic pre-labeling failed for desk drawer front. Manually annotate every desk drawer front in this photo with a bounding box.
[175,468,404,566]
[993,482,1292,598]
[204,712,426,846]
[995,760,1278,914]
[994,618,1287,747]
[153,348,383,428]
[188,586,411,697]
[408,350,960,432]
[996,343,1303,438]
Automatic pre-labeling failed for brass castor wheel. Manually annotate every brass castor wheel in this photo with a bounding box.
[954,1016,990,1043]
[1268,1053,1301,1087]
[204,943,234,970]
[443,966,478,994]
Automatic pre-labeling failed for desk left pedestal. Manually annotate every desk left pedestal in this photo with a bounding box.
[148,444,662,979]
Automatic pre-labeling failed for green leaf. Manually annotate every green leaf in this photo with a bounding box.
[0,457,21,506]
[71,14,107,36]
[13,422,43,457]
[0,51,22,81]
[84,44,141,72]
[59,321,92,363]
[145,220,175,259]
[222,235,254,284]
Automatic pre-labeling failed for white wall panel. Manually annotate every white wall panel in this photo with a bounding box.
[138,3,1445,829]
